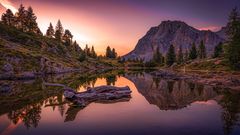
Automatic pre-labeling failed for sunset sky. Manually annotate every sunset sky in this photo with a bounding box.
[0,0,239,55]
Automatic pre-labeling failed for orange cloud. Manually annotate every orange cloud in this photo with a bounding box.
[198,26,220,32]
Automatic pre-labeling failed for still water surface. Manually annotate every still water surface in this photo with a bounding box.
[0,71,240,135]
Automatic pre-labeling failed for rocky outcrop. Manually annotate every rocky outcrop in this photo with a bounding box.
[123,20,225,61]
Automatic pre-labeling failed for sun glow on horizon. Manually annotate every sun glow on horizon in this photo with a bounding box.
[0,0,17,13]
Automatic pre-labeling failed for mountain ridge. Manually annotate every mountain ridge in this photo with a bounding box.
[123,20,225,61]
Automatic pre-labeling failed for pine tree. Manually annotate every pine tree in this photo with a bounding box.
[16,4,27,31]
[213,42,223,58]
[184,50,189,62]
[90,46,97,58]
[26,7,39,33]
[166,44,176,66]
[55,20,64,41]
[225,8,240,70]
[189,43,198,60]
[1,9,15,26]
[177,45,184,64]
[199,40,206,59]
[73,40,82,52]
[46,23,54,38]
[63,29,73,45]
[84,44,91,56]
[153,46,163,64]
[106,46,112,58]
[111,48,117,59]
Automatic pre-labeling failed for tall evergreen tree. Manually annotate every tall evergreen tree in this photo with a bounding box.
[106,46,112,58]
[111,48,117,59]
[63,29,73,45]
[213,42,224,58]
[1,9,15,26]
[90,46,97,58]
[84,44,91,56]
[198,40,206,59]
[153,46,163,64]
[46,23,54,38]
[166,44,176,66]
[25,7,41,34]
[225,8,240,70]
[55,20,64,41]
[189,43,198,60]
[177,45,184,64]
[72,40,82,52]
[16,4,27,31]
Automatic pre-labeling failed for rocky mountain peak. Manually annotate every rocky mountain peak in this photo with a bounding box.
[123,20,225,61]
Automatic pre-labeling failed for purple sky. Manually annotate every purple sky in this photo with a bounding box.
[0,0,239,55]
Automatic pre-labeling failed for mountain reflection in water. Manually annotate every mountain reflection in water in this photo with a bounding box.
[0,70,240,135]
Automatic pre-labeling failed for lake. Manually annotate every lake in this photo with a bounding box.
[0,70,240,135]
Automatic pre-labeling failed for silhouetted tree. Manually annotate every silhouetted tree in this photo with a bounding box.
[16,4,27,31]
[73,40,82,52]
[225,8,240,70]
[46,23,54,38]
[25,6,41,34]
[213,42,224,58]
[1,9,15,26]
[90,46,97,58]
[177,45,184,64]
[166,44,176,66]
[84,44,91,56]
[106,46,112,58]
[189,43,198,60]
[55,20,64,41]
[153,46,163,64]
[198,40,206,59]
[63,29,73,45]
[111,48,117,58]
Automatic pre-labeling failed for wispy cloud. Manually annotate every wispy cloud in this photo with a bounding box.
[0,0,17,13]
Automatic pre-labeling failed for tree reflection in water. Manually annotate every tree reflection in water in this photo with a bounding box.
[7,103,42,129]
[220,91,240,135]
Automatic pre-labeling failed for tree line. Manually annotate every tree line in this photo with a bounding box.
[1,4,119,62]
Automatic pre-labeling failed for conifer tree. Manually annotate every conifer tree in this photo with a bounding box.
[84,44,91,56]
[1,9,15,26]
[46,23,54,38]
[189,43,198,60]
[106,46,112,58]
[213,42,223,58]
[177,45,184,64]
[91,46,97,58]
[16,4,27,31]
[72,40,82,52]
[166,44,176,66]
[26,7,38,33]
[225,8,240,70]
[198,40,206,59]
[55,20,64,41]
[153,46,163,64]
[63,29,73,45]
[111,48,117,59]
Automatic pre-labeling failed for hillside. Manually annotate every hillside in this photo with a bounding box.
[0,23,109,79]
[123,20,225,61]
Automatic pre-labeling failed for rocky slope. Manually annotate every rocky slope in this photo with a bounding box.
[0,23,108,79]
[123,20,225,61]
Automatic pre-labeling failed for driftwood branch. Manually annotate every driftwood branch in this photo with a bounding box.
[44,82,132,107]
[64,85,132,107]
